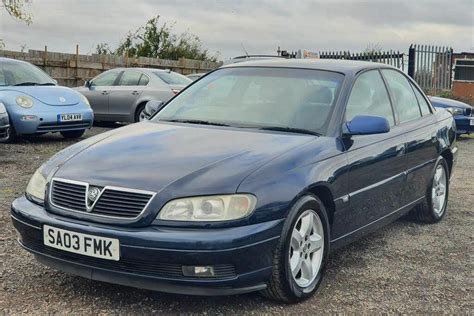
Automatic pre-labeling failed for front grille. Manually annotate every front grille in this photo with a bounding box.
[37,121,91,132]
[21,235,237,280]
[92,189,153,218]
[466,107,472,117]
[50,179,154,219]
[51,180,87,212]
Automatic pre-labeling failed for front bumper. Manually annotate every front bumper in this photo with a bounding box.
[10,105,94,135]
[454,115,474,134]
[11,196,282,295]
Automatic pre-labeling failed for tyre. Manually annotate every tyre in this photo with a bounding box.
[261,195,330,303]
[60,130,85,139]
[409,157,449,223]
[3,124,18,143]
[135,104,146,122]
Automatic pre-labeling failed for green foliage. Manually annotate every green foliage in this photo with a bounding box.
[1,0,32,47]
[115,15,218,62]
[95,43,113,55]
[1,0,32,24]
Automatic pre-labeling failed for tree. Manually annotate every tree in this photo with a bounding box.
[1,0,32,48]
[1,0,32,24]
[95,43,113,55]
[115,15,218,62]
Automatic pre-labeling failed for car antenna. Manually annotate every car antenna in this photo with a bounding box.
[241,43,249,57]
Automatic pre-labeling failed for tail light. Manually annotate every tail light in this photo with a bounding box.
[171,89,181,95]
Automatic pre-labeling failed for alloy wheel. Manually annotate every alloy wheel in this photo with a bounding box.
[138,109,147,122]
[289,209,324,288]
[432,164,447,216]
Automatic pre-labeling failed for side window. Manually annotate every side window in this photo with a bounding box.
[92,70,120,86]
[410,83,432,116]
[138,74,149,86]
[345,70,395,126]
[118,71,142,86]
[382,69,422,123]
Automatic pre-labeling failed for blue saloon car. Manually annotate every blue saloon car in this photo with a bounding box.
[429,96,473,135]
[11,60,457,303]
[0,58,93,142]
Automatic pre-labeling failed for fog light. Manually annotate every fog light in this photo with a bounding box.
[21,115,37,121]
[182,265,215,277]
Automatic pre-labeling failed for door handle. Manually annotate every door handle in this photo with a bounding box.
[101,91,109,95]
[131,91,139,96]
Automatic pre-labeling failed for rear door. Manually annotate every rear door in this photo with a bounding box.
[335,69,407,237]
[381,69,439,206]
[82,69,121,117]
[108,70,149,121]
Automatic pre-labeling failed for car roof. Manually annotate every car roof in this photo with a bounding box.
[0,57,30,64]
[221,58,396,75]
[111,67,175,73]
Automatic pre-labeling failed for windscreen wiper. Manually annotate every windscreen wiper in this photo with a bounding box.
[13,82,55,86]
[161,119,230,127]
[13,82,40,86]
[258,126,321,136]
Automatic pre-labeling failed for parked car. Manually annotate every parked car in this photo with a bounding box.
[0,57,93,142]
[429,96,473,135]
[12,60,457,303]
[186,73,206,81]
[0,101,9,141]
[75,68,192,123]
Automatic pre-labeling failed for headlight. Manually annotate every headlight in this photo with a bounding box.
[26,166,47,202]
[16,96,34,108]
[446,107,464,116]
[157,194,257,222]
[79,93,90,107]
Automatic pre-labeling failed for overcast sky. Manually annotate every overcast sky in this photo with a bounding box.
[0,0,473,59]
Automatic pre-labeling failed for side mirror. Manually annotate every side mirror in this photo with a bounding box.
[85,80,92,88]
[144,100,165,119]
[344,115,390,136]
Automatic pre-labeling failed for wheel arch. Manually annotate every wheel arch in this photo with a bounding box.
[305,184,335,228]
[440,149,453,176]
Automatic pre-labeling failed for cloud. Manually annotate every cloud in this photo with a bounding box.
[0,0,472,58]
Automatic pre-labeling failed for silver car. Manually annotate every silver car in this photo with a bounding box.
[75,68,192,122]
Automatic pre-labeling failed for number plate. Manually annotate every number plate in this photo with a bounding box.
[43,225,120,261]
[59,113,82,122]
[470,118,474,126]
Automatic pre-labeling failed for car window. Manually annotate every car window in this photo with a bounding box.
[345,70,395,126]
[410,83,432,116]
[382,69,422,123]
[92,70,120,86]
[119,71,143,86]
[153,71,192,85]
[0,61,55,86]
[154,67,344,135]
[138,74,149,86]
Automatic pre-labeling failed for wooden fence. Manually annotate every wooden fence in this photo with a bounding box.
[0,46,222,87]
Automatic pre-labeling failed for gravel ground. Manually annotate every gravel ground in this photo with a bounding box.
[0,128,472,314]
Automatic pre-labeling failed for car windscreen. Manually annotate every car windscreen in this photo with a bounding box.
[153,71,192,85]
[0,61,55,86]
[153,67,344,135]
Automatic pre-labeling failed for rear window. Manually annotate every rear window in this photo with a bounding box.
[154,71,192,85]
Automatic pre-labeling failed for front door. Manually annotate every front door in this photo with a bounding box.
[333,69,407,239]
[84,69,121,118]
